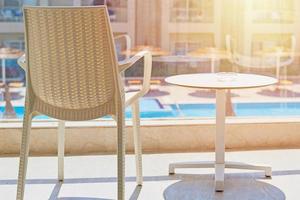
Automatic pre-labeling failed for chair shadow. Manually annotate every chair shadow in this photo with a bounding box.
[129,185,142,200]
[1,170,298,200]
[48,181,142,200]
[163,178,286,200]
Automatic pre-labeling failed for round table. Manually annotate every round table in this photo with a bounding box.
[165,73,278,192]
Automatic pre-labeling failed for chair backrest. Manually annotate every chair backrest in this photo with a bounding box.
[23,6,120,111]
[233,54,276,68]
[232,34,297,69]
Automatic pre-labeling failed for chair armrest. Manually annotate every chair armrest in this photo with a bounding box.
[17,54,26,70]
[122,51,152,107]
[119,50,150,72]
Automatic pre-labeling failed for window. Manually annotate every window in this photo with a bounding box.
[252,0,295,23]
[0,0,23,22]
[1,0,300,120]
[170,0,214,23]
[4,0,21,7]
[170,33,214,55]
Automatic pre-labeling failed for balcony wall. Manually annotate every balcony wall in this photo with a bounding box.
[1,118,300,156]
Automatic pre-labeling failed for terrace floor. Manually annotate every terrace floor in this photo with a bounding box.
[1,149,300,200]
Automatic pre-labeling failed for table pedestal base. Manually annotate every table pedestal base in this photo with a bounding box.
[169,161,272,192]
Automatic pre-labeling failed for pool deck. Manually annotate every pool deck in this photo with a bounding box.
[158,82,300,105]
[2,79,300,108]
[1,149,300,199]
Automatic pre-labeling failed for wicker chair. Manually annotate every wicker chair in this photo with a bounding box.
[17,6,152,200]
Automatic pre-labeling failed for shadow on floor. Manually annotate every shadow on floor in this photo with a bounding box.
[163,178,285,200]
[48,182,142,200]
[258,88,300,98]
[145,89,170,97]
[2,169,298,185]
[1,170,298,200]
[126,89,170,97]
[189,90,239,98]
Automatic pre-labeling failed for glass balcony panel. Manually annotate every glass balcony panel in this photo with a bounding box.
[0,0,300,120]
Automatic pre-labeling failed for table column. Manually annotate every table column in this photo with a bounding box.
[215,89,226,191]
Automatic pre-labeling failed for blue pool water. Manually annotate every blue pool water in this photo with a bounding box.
[0,99,174,119]
[1,99,300,119]
[171,102,300,117]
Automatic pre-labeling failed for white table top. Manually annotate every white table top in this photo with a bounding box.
[165,73,278,90]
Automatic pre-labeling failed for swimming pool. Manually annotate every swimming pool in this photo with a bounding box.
[1,99,300,119]
[0,99,175,119]
[171,102,300,117]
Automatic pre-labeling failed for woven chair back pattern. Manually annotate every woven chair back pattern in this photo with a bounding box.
[24,7,117,110]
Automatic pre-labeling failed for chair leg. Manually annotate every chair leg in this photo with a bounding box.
[132,101,143,186]
[58,120,65,181]
[117,110,125,200]
[16,110,33,200]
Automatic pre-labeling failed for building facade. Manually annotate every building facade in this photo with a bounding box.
[0,0,135,49]
[1,0,300,62]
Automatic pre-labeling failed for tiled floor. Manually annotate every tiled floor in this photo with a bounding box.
[1,149,300,200]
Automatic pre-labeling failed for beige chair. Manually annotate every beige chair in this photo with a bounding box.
[17,6,152,200]
[226,34,296,81]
